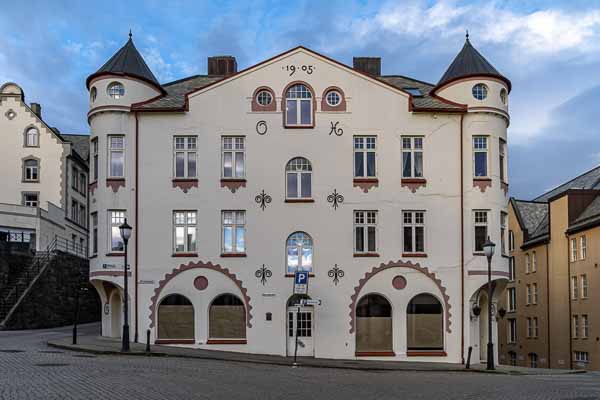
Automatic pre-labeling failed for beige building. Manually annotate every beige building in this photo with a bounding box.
[499,166,600,370]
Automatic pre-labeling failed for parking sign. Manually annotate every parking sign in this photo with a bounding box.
[294,271,309,295]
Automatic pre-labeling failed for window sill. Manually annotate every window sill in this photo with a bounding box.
[406,351,447,357]
[353,178,379,193]
[355,351,395,357]
[285,273,315,278]
[220,178,246,182]
[284,125,315,129]
[285,199,315,203]
[172,253,198,258]
[354,253,380,258]
[401,178,426,183]
[22,180,40,184]
[155,339,195,345]
[206,339,247,345]
[402,252,427,258]
[401,178,427,193]
[472,252,484,256]
[353,178,378,183]
[220,253,247,258]
[106,252,125,257]
[106,178,126,182]
[473,177,492,182]
[172,178,198,182]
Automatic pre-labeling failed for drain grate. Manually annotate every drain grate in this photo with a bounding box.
[39,350,64,354]
[35,363,69,367]
[0,350,25,353]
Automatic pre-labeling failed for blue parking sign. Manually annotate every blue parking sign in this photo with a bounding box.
[294,271,309,294]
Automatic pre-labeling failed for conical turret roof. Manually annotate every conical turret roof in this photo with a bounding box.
[436,37,510,92]
[86,33,162,91]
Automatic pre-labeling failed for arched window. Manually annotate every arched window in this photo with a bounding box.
[157,294,194,340]
[107,82,125,99]
[285,84,312,126]
[355,294,392,353]
[209,294,246,339]
[286,157,312,199]
[407,294,443,350]
[90,87,97,103]
[25,128,39,147]
[23,159,39,181]
[286,232,313,274]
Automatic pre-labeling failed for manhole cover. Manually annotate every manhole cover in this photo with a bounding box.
[39,350,64,354]
[0,350,25,353]
[72,354,96,358]
[35,363,69,367]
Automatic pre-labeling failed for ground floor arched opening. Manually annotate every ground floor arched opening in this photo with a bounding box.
[109,291,122,338]
[157,294,195,341]
[208,294,246,341]
[355,293,393,355]
[407,294,444,351]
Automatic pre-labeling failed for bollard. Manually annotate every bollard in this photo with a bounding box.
[466,346,473,369]
[146,329,151,353]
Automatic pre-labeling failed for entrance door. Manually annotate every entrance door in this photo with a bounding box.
[286,306,314,357]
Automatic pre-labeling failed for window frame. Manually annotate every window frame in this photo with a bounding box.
[581,274,588,299]
[108,135,125,179]
[353,136,377,179]
[107,81,125,99]
[221,136,245,179]
[91,212,98,255]
[526,284,531,305]
[571,238,578,262]
[23,157,40,182]
[582,314,589,338]
[108,210,126,254]
[221,210,246,255]
[508,318,517,343]
[25,127,39,148]
[472,136,489,178]
[507,287,516,312]
[401,136,424,179]
[173,136,198,179]
[472,83,488,100]
[501,211,508,256]
[285,157,312,200]
[573,315,579,338]
[473,210,489,253]
[284,83,314,128]
[525,253,530,274]
[508,230,514,252]
[286,231,313,275]
[509,256,516,281]
[325,90,342,107]
[22,192,39,207]
[572,276,579,300]
[532,251,537,272]
[91,138,99,182]
[532,283,538,305]
[354,210,378,254]
[172,210,198,254]
[402,210,426,254]
[581,236,587,260]
[499,138,507,183]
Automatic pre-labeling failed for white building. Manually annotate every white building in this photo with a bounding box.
[0,82,88,253]
[88,34,510,363]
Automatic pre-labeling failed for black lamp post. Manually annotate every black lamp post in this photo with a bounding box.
[483,236,496,371]
[119,218,132,352]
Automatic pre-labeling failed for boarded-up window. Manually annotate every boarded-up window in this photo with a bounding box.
[158,294,194,340]
[356,294,392,352]
[209,294,246,339]
[407,294,443,350]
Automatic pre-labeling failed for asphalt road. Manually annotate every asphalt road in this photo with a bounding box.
[1,323,599,400]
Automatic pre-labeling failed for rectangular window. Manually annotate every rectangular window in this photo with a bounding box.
[499,138,507,183]
[527,318,532,338]
[526,284,531,305]
[473,136,488,177]
[354,210,377,253]
[575,351,589,363]
[532,251,537,272]
[507,287,516,312]
[108,136,124,178]
[509,257,516,281]
[573,315,579,338]
[79,205,86,228]
[92,138,98,181]
[91,212,98,255]
[473,210,488,252]
[109,210,126,253]
[533,317,539,338]
[221,137,245,179]
[401,136,424,178]
[23,193,39,207]
[72,167,79,190]
[403,211,425,253]
[571,238,577,262]
[532,283,538,304]
[353,137,376,178]
[509,230,514,252]
[24,159,39,181]
[508,319,517,343]
[173,136,197,179]
[80,173,86,196]
[582,314,589,338]
[525,253,530,273]
[581,236,587,260]
[173,211,197,253]
[501,212,508,256]
[71,200,79,224]
[222,211,246,254]
[572,276,579,300]
[581,274,588,299]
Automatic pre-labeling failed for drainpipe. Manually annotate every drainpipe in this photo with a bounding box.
[460,113,465,364]
[566,233,572,369]
[134,111,139,343]
[546,243,551,367]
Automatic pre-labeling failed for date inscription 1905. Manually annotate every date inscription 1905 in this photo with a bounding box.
[283,65,315,76]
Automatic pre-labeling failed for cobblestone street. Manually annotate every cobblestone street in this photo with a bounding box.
[0,324,599,400]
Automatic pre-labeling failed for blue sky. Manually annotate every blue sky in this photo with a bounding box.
[2,0,600,199]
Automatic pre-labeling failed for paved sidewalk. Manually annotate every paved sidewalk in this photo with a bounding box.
[46,334,583,375]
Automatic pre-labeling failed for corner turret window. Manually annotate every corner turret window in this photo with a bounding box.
[107,82,125,99]
[500,88,507,105]
[25,128,39,147]
[90,87,97,103]
[472,83,488,101]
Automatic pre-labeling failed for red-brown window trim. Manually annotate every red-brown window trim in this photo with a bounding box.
[321,86,347,112]
[251,86,276,112]
[406,351,447,357]
[402,253,428,258]
[206,339,247,345]
[155,339,195,345]
[281,81,316,129]
[354,253,380,258]
[355,351,395,357]
[220,253,247,258]
[172,253,198,258]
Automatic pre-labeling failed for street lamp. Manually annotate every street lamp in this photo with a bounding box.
[483,236,496,370]
[119,218,132,352]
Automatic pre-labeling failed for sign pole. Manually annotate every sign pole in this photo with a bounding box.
[293,305,300,366]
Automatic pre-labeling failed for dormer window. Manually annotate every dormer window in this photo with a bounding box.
[107,82,125,99]
[25,128,39,147]
[285,84,313,127]
[90,87,97,103]
[472,83,488,101]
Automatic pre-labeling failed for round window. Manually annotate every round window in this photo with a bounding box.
[472,83,488,101]
[107,82,125,99]
[90,87,97,103]
[500,88,507,105]
[256,90,273,106]
[326,90,341,107]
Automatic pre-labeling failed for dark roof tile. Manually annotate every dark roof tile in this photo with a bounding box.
[534,166,600,202]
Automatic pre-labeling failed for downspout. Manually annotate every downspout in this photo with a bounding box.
[566,233,572,369]
[134,111,139,343]
[460,113,465,364]
[546,243,551,367]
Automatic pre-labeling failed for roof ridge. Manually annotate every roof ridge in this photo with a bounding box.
[378,75,435,87]
[162,75,205,87]
[534,164,600,201]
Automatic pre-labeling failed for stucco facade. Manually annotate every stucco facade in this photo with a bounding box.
[89,38,510,363]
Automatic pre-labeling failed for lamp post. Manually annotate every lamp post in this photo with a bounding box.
[483,236,496,370]
[119,218,132,352]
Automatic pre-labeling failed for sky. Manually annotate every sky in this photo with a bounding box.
[1,0,600,199]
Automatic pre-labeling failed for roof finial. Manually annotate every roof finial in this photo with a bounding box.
[466,29,469,41]
[129,29,132,39]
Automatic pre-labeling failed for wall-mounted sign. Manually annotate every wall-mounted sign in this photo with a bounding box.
[293,271,309,295]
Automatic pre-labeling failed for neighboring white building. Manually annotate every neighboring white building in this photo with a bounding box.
[0,82,89,253]
[88,34,510,363]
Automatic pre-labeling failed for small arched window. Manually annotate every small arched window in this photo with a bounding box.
[90,87,97,103]
[286,232,313,274]
[209,294,246,340]
[356,294,393,353]
[25,128,39,147]
[286,157,312,199]
[23,159,39,181]
[158,294,194,340]
[285,84,313,126]
[472,83,488,100]
[500,88,507,105]
[407,294,443,350]
[107,82,125,99]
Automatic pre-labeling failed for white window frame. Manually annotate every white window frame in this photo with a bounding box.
[571,238,578,262]
[527,317,532,338]
[353,136,377,178]
[507,287,516,312]
[286,232,313,274]
[572,276,579,300]
[173,210,197,254]
[222,210,246,254]
[26,127,39,147]
[92,138,99,182]
[581,274,588,299]
[473,210,488,253]
[573,315,579,338]
[91,212,98,255]
[221,136,245,179]
[173,136,197,179]
[108,135,125,178]
[107,82,125,99]
[285,84,313,127]
[525,253,530,274]
[354,210,377,254]
[22,192,39,207]
[23,158,39,182]
[526,284,531,305]
[71,199,79,224]
[499,138,507,183]
[581,236,587,260]
[575,351,589,363]
[532,251,537,272]
[285,157,312,199]
[109,210,126,253]
[501,211,508,256]
[532,283,538,304]
[533,317,539,338]
[401,136,424,178]
[509,256,516,281]
[508,318,517,343]
[509,230,514,252]
[402,210,425,254]
[473,136,489,178]
[582,314,589,338]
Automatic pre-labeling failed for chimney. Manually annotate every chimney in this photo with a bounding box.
[353,57,381,77]
[208,56,237,76]
[30,103,42,119]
